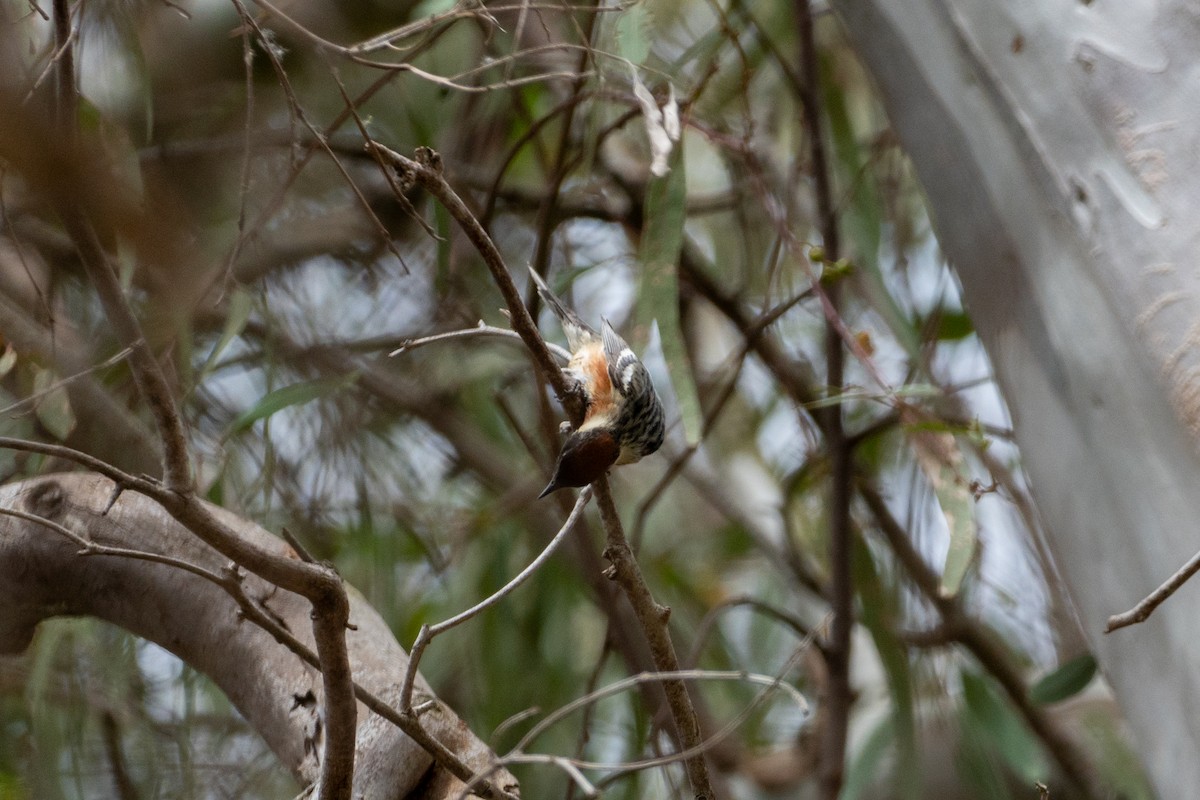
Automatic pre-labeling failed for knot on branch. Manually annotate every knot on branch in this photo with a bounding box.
[23,479,65,520]
[414,146,443,174]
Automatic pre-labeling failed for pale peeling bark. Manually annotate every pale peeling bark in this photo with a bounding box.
[829,0,1200,796]
[0,472,515,800]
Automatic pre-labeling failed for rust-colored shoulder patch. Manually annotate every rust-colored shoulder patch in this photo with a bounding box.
[574,341,616,421]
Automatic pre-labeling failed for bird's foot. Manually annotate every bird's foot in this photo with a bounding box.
[559,371,589,408]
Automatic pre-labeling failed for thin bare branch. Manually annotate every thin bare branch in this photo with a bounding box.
[684,595,818,669]
[793,3,852,795]
[0,346,132,418]
[455,656,813,800]
[594,479,717,799]
[390,321,571,361]
[350,3,616,54]
[512,666,809,758]
[400,488,593,712]
[1105,549,1200,632]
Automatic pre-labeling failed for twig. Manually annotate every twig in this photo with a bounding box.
[352,3,615,54]
[684,595,817,669]
[593,479,716,799]
[0,503,229,582]
[389,321,571,361]
[252,0,587,90]
[280,526,318,564]
[219,19,257,289]
[24,0,75,105]
[512,666,809,758]
[25,0,49,20]
[1105,548,1200,632]
[0,488,517,800]
[400,488,593,712]
[794,2,853,796]
[100,711,140,800]
[370,143,581,418]
[0,346,133,418]
[232,1,409,274]
[455,658,812,800]
[493,754,598,799]
[564,639,612,800]
[331,74,435,247]
[858,480,1102,798]
[630,284,814,549]
[526,4,599,282]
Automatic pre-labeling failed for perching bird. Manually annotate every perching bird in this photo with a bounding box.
[530,268,665,498]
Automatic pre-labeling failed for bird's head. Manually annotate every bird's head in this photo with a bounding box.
[538,427,620,498]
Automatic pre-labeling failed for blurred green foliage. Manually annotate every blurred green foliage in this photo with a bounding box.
[0,0,1153,798]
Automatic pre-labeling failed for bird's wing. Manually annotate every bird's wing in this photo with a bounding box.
[601,319,652,400]
[601,319,665,459]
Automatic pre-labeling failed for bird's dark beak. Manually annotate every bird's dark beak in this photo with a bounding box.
[537,480,558,499]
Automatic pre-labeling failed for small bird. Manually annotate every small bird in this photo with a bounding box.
[530,268,665,498]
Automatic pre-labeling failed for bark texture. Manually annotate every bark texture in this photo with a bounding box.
[830,1,1200,796]
[0,472,515,800]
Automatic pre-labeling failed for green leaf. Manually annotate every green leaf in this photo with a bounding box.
[938,480,976,596]
[960,669,1048,783]
[412,0,457,16]
[32,368,76,441]
[930,309,975,341]
[908,429,976,596]
[821,52,920,357]
[615,2,651,64]
[198,288,253,378]
[0,346,15,381]
[1073,703,1155,799]
[852,535,919,800]
[635,144,702,444]
[955,703,1011,800]
[1030,654,1097,705]
[226,373,358,437]
[840,714,898,800]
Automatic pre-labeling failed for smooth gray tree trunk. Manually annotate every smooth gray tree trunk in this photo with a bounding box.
[831,1,1200,796]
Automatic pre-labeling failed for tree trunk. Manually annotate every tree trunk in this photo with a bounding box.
[831,1,1200,796]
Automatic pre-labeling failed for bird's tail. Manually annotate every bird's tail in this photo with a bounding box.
[528,267,596,351]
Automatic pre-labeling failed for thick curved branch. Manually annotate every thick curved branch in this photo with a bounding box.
[0,472,516,800]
